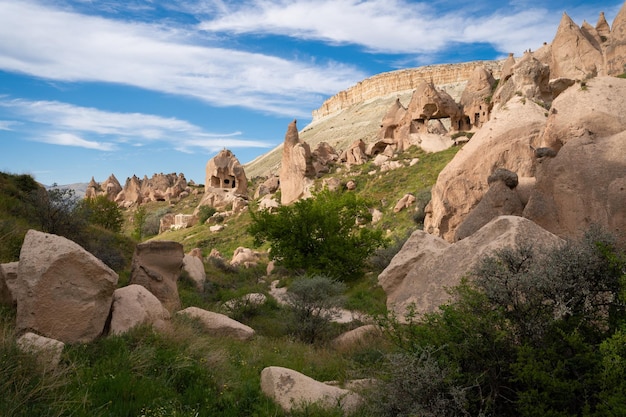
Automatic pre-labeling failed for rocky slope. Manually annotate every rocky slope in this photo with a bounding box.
[244,60,501,179]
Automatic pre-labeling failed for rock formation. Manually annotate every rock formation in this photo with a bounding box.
[205,149,248,195]
[17,332,65,368]
[379,216,563,318]
[312,60,503,120]
[129,240,183,312]
[196,149,248,213]
[459,65,496,129]
[260,366,362,414]
[182,248,206,291]
[87,172,190,206]
[177,307,255,340]
[109,284,171,335]
[606,4,626,75]
[424,97,545,242]
[279,120,316,205]
[15,230,118,343]
[550,12,604,79]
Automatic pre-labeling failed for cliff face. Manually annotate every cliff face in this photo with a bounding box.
[312,60,504,120]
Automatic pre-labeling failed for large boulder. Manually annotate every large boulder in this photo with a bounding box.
[379,216,563,318]
[177,307,255,340]
[260,366,362,414]
[109,284,171,335]
[17,332,65,368]
[230,247,262,268]
[424,98,545,242]
[15,230,118,343]
[182,248,206,291]
[129,241,183,312]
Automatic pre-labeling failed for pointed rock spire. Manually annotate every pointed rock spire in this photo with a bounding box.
[550,11,603,79]
[596,11,610,39]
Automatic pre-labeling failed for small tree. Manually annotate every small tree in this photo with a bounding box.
[248,189,386,281]
[132,206,147,240]
[78,195,124,233]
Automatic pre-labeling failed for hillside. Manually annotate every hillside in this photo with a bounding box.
[244,59,502,179]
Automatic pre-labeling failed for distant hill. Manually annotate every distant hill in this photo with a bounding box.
[244,59,502,179]
[47,182,89,199]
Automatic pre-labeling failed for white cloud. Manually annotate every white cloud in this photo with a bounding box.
[0,0,365,116]
[198,0,615,56]
[0,120,19,130]
[0,97,273,152]
[43,132,118,151]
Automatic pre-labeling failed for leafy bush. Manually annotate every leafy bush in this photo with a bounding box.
[249,189,387,281]
[197,205,217,224]
[78,195,124,232]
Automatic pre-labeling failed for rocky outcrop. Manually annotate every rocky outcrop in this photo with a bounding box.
[109,284,171,335]
[129,241,183,313]
[454,169,524,241]
[260,366,362,414]
[341,139,368,165]
[177,307,255,340]
[379,216,563,318]
[541,76,626,151]
[88,172,190,206]
[313,60,503,120]
[459,66,496,129]
[424,97,545,242]
[15,230,118,343]
[279,120,316,205]
[550,13,604,79]
[205,149,248,196]
[493,52,551,106]
[332,325,381,351]
[605,3,626,75]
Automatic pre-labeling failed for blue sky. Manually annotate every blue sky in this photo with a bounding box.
[0,0,622,186]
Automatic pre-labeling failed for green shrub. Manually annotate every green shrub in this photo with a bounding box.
[197,205,217,224]
[285,275,346,344]
[249,189,387,281]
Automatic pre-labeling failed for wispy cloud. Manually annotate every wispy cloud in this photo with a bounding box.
[0,97,273,152]
[198,0,615,55]
[0,120,18,130]
[0,0,365,116]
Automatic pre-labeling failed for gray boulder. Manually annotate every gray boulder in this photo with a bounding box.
[109,284,171,335]
[260,366,362,414]
[379,216,563,319]
[15,230,118,343]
